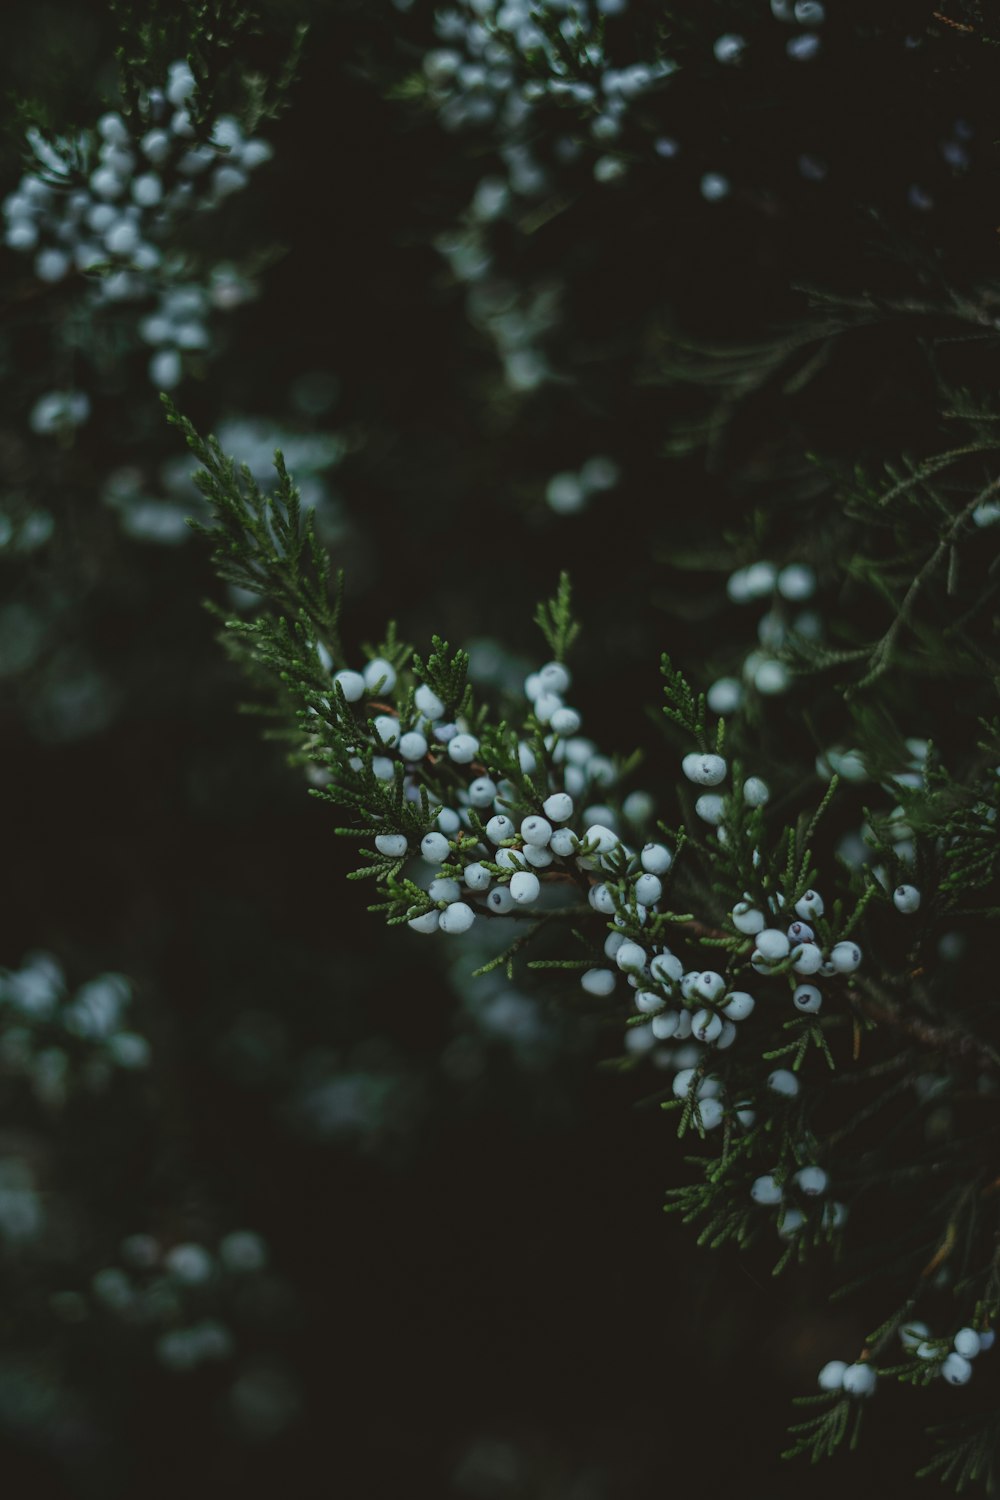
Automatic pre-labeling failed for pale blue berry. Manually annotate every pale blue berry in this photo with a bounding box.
[375,834,407,858]
[373,714,400,747]
[634,873,662,906]
[486,814,515,844]
[942,1353,973,1386]
[415,684,445,720]
[439,901,476,934]
[487,886,515,914]
[682,753,727,786]
[363,658,397,694]
[581,968,615,996]
[521,816,552,847]
[334,670,365,703]
[399,731,428,761]
[420,831,450,864]
[448,734,479,764]
[509,871,540,904]
[829,941,861,974]
[543,792,573,822]
[721,990,754,1021]
[463,862,491,891]
[768,1068,800,1098]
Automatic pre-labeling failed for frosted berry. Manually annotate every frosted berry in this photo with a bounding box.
[732,902,765,935]
[550,828,578,857]
[695,793,725,826]
[550,707,582,736]
[375,834,407,858]
[692,1009,723,1044]
[373,714,400,747]
[407,910,439,934]
[334,670,365,703]
[795,889,825,920]
[829,941,862,974]
[635,989,665,1015]
[634,874,662,906]
[941,1353,973,1386]
[542,793,574,823]
[793,984,822,1014]
[448,733,479,764]
[954,1329,981,1360]
[463,863,491,892]
[841,1364,877,1397]
[649,952,683,986]
[439,901,476,934]
[900,1321,930,1350]
[399,731,429,761]
[509,871,540,905]
[696,1097,724,1130]
[651,1010,679,1039]
[486,886,515,914]
[755,929,790,962]
[539,661,571,696]
[721,990,755,1021]
[583,823,618,855]
[640,843,672,874]
[523,846,553,869]
[581,968,616,996]
[794,1166,828,1196]
[615,941,647,972]
[767,1068,800,1098]
[420,831,450,864]
[792,944,823,975]
[818,1361,847,1392]
[893,884,921,914]
[743,777,770,807]
[486,815,515,844]
[363,658,397,694]
[751,1175,783,1205]
[682,753,727,786]
[521,816,552,848]
[694,971,726,1003]
[415,684,445,720]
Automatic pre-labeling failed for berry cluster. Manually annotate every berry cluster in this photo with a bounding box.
[66,1227,272,1374]
[2,60,272,408]
[0,953,150,1106]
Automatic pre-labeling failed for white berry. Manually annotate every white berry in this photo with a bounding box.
[399,731,428,761]
[755,929,790,962]
[420,831,450,864]
[795,1166,828,1196]
[682,753,727,786]
[363,658,397,694]
[581,968,616,996]
[893,884,921,914]
[373,714,400,747]
[634,874,662,906]
[941,1353,973,1386]
[692,1009,723,1043]
[616,941,647,972]
[743,777,770,807]
[463,863,491,892]
[509,871,540,905]
[954,1328,981,1360]
[751,1175,783,1205]
[375,834,407,858]
[732,902,765,935]
[439,901,476,934]
[334,670,366,703]
[486,815,515,844]
[818,1360,847,1392]
[795,889,825,919]
[829,941,862,974]
[793,984,823,1014]
[415,684,445,720]
[407,910,439,934]
[842,1363,877,1397]
[543,793,573,822]
[767,1069,800,1098]
[521,816,552,848]
[721,990,755,1021]
[640,843,672,874]
[448,734,479,764]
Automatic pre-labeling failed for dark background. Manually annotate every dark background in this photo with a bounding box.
[2,1,995,1494]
